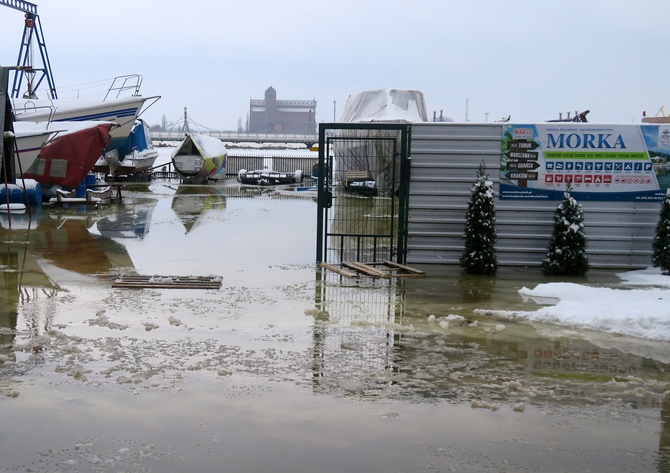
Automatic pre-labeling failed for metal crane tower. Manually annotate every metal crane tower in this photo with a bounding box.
[2,0,57,99]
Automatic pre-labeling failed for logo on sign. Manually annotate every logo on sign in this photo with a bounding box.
[659,129,670,147]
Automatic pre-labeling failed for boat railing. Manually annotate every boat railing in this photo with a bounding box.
[12,100,57,122]
[103,74,144,101]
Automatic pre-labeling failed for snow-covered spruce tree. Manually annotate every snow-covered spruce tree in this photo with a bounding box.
[652,188,670,275]
[460,161,497,275]
[542,186,589,276]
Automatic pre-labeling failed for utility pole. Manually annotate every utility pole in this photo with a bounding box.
[180,107,190,134]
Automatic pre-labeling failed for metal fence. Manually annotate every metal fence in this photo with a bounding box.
[407,122,662,269]
[316,123,411,265]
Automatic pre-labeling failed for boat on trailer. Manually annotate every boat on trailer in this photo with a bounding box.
[21,121,114,189]
[237,169,303,186]
[12,75,160,156]
[92,119,158,178]
[171,134,228,184]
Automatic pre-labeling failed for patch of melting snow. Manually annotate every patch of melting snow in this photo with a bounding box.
[428,313,468,329]
[87,311,129,331]
[148,276,174,284]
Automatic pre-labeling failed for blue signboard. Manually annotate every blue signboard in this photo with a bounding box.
[500,124,670,201]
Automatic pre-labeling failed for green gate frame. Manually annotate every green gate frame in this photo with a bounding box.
[316,122,411,264]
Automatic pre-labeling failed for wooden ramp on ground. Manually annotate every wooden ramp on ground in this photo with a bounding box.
[320,260,425,279]
[112,275,222,289]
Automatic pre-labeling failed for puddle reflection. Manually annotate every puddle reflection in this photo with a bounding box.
[311,267,670,411]
[170,185,227,233]
[1,184,670,471]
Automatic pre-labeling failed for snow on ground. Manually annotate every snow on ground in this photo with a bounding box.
[483,267,670,341]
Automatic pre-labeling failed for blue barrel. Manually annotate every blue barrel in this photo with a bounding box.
[76,174,97,197]
[0,181,42,206]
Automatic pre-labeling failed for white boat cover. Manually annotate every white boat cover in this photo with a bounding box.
[339,88,428,123]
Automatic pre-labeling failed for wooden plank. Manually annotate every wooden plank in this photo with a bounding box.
[382,260,426,275]
[112,275,221,289]
[342,262,388,277]
[320,262,359,278]
[321,261,427,279]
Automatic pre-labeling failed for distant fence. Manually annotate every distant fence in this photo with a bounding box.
[151,130,319,146]
[150,156,318,181]
[227,156,318,177]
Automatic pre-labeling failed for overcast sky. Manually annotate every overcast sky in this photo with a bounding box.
[1,0,669,130]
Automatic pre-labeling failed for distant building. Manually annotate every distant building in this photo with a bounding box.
[249,86,316,134]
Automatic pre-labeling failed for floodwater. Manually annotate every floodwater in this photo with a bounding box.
[1,181,670,473]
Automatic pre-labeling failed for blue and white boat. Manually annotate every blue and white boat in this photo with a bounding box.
[92,119,158,177]
[12,75,160,155]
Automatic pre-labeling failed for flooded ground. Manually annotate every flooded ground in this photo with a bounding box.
[1,181,670,472]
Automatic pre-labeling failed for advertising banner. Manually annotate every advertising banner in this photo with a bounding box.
[500,124,670,201]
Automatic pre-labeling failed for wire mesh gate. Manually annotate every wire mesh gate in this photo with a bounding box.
[316,123,411,265]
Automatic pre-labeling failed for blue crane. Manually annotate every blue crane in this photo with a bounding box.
[2,0,57,99]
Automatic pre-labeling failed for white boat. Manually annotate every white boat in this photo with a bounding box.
[12,75,160,154]
[92,119,158,177]
[13,95,148,151]
[8,125,58,177]
[171,134,228,184]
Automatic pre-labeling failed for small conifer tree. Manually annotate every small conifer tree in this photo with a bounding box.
[542,186,589,276]
[460,161,497,274]
[652,188,670,275]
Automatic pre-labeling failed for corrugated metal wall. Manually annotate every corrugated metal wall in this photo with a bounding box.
[407,123,659,269]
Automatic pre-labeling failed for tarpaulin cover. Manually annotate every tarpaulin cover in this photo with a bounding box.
[22,122,112,188]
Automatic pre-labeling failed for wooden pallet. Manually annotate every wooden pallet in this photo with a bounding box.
[320,260,425,279]
[112,275,222,289]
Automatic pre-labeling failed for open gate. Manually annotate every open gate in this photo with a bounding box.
[316,123,411,266]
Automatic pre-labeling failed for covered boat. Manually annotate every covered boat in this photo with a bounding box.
[171,134,228,184]
[335,88,427,196]
[21,121,114,188]
[92,119,158,177]
[237,169,303,186]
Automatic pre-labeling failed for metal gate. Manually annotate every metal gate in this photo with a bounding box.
[316,123,411,265]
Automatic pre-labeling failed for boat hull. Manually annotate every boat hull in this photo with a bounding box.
[641,117,670,124]
[171,134,228,183]
[93,150,158,176]
[13,96,148,152]
[13,127,56,177]
[92,119,158,176]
